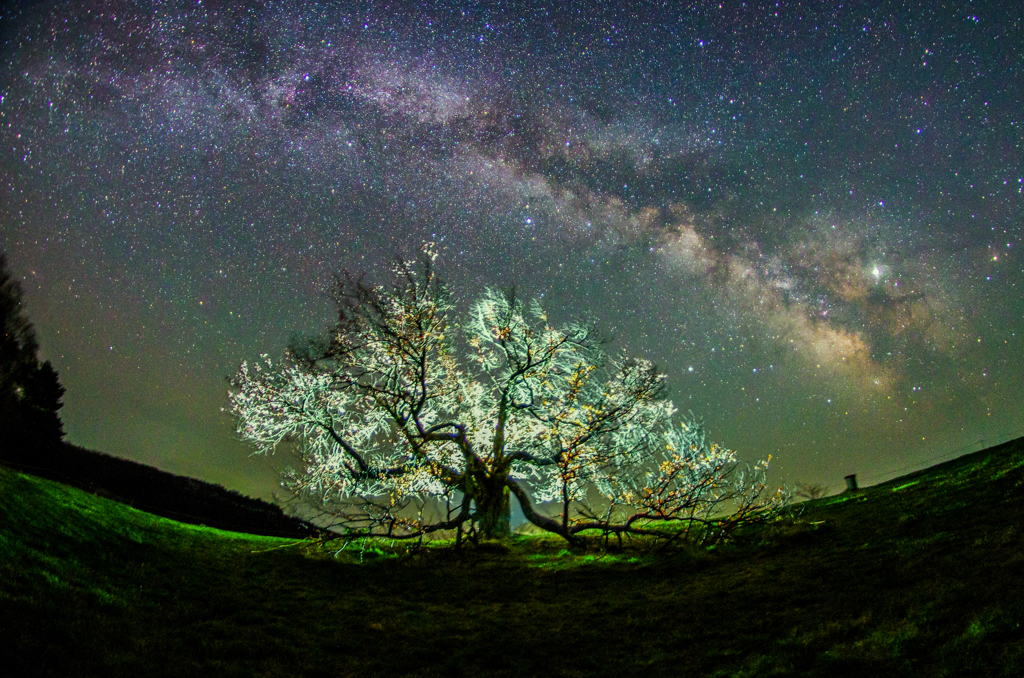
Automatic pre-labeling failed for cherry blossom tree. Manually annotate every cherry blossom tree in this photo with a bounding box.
[228,244,788,545]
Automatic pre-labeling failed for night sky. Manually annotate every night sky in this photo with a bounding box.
[2,0,1021,501]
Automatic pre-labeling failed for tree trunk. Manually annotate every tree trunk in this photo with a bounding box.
[476,481,511,540]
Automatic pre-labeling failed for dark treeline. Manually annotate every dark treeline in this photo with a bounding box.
[0,252,65,459]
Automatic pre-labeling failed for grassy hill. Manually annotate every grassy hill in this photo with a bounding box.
[0,442,318,538]
[3,437,1024,677]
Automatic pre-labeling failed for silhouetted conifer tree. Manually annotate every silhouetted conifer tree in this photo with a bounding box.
[0,252,65,460]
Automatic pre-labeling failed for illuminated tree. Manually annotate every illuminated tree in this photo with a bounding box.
[228,244,787,545]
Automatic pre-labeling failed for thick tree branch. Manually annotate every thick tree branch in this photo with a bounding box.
[506,478,568,539]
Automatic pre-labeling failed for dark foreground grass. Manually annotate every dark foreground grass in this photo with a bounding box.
[4,438,1024,677]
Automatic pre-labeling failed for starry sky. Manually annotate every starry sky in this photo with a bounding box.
[2,0,1022,501]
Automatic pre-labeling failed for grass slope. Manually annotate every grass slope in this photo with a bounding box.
[3,437,1024,677]
[0,442,317,538]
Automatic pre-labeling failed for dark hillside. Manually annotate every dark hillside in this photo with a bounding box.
[0,442,318,538]
[2,436,1024,676]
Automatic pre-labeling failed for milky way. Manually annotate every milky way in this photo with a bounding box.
[2,0,1021,498]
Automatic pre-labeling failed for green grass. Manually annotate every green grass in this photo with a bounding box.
[4,437,1024,676]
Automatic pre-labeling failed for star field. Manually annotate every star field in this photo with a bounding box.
[1,0,1021,499]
